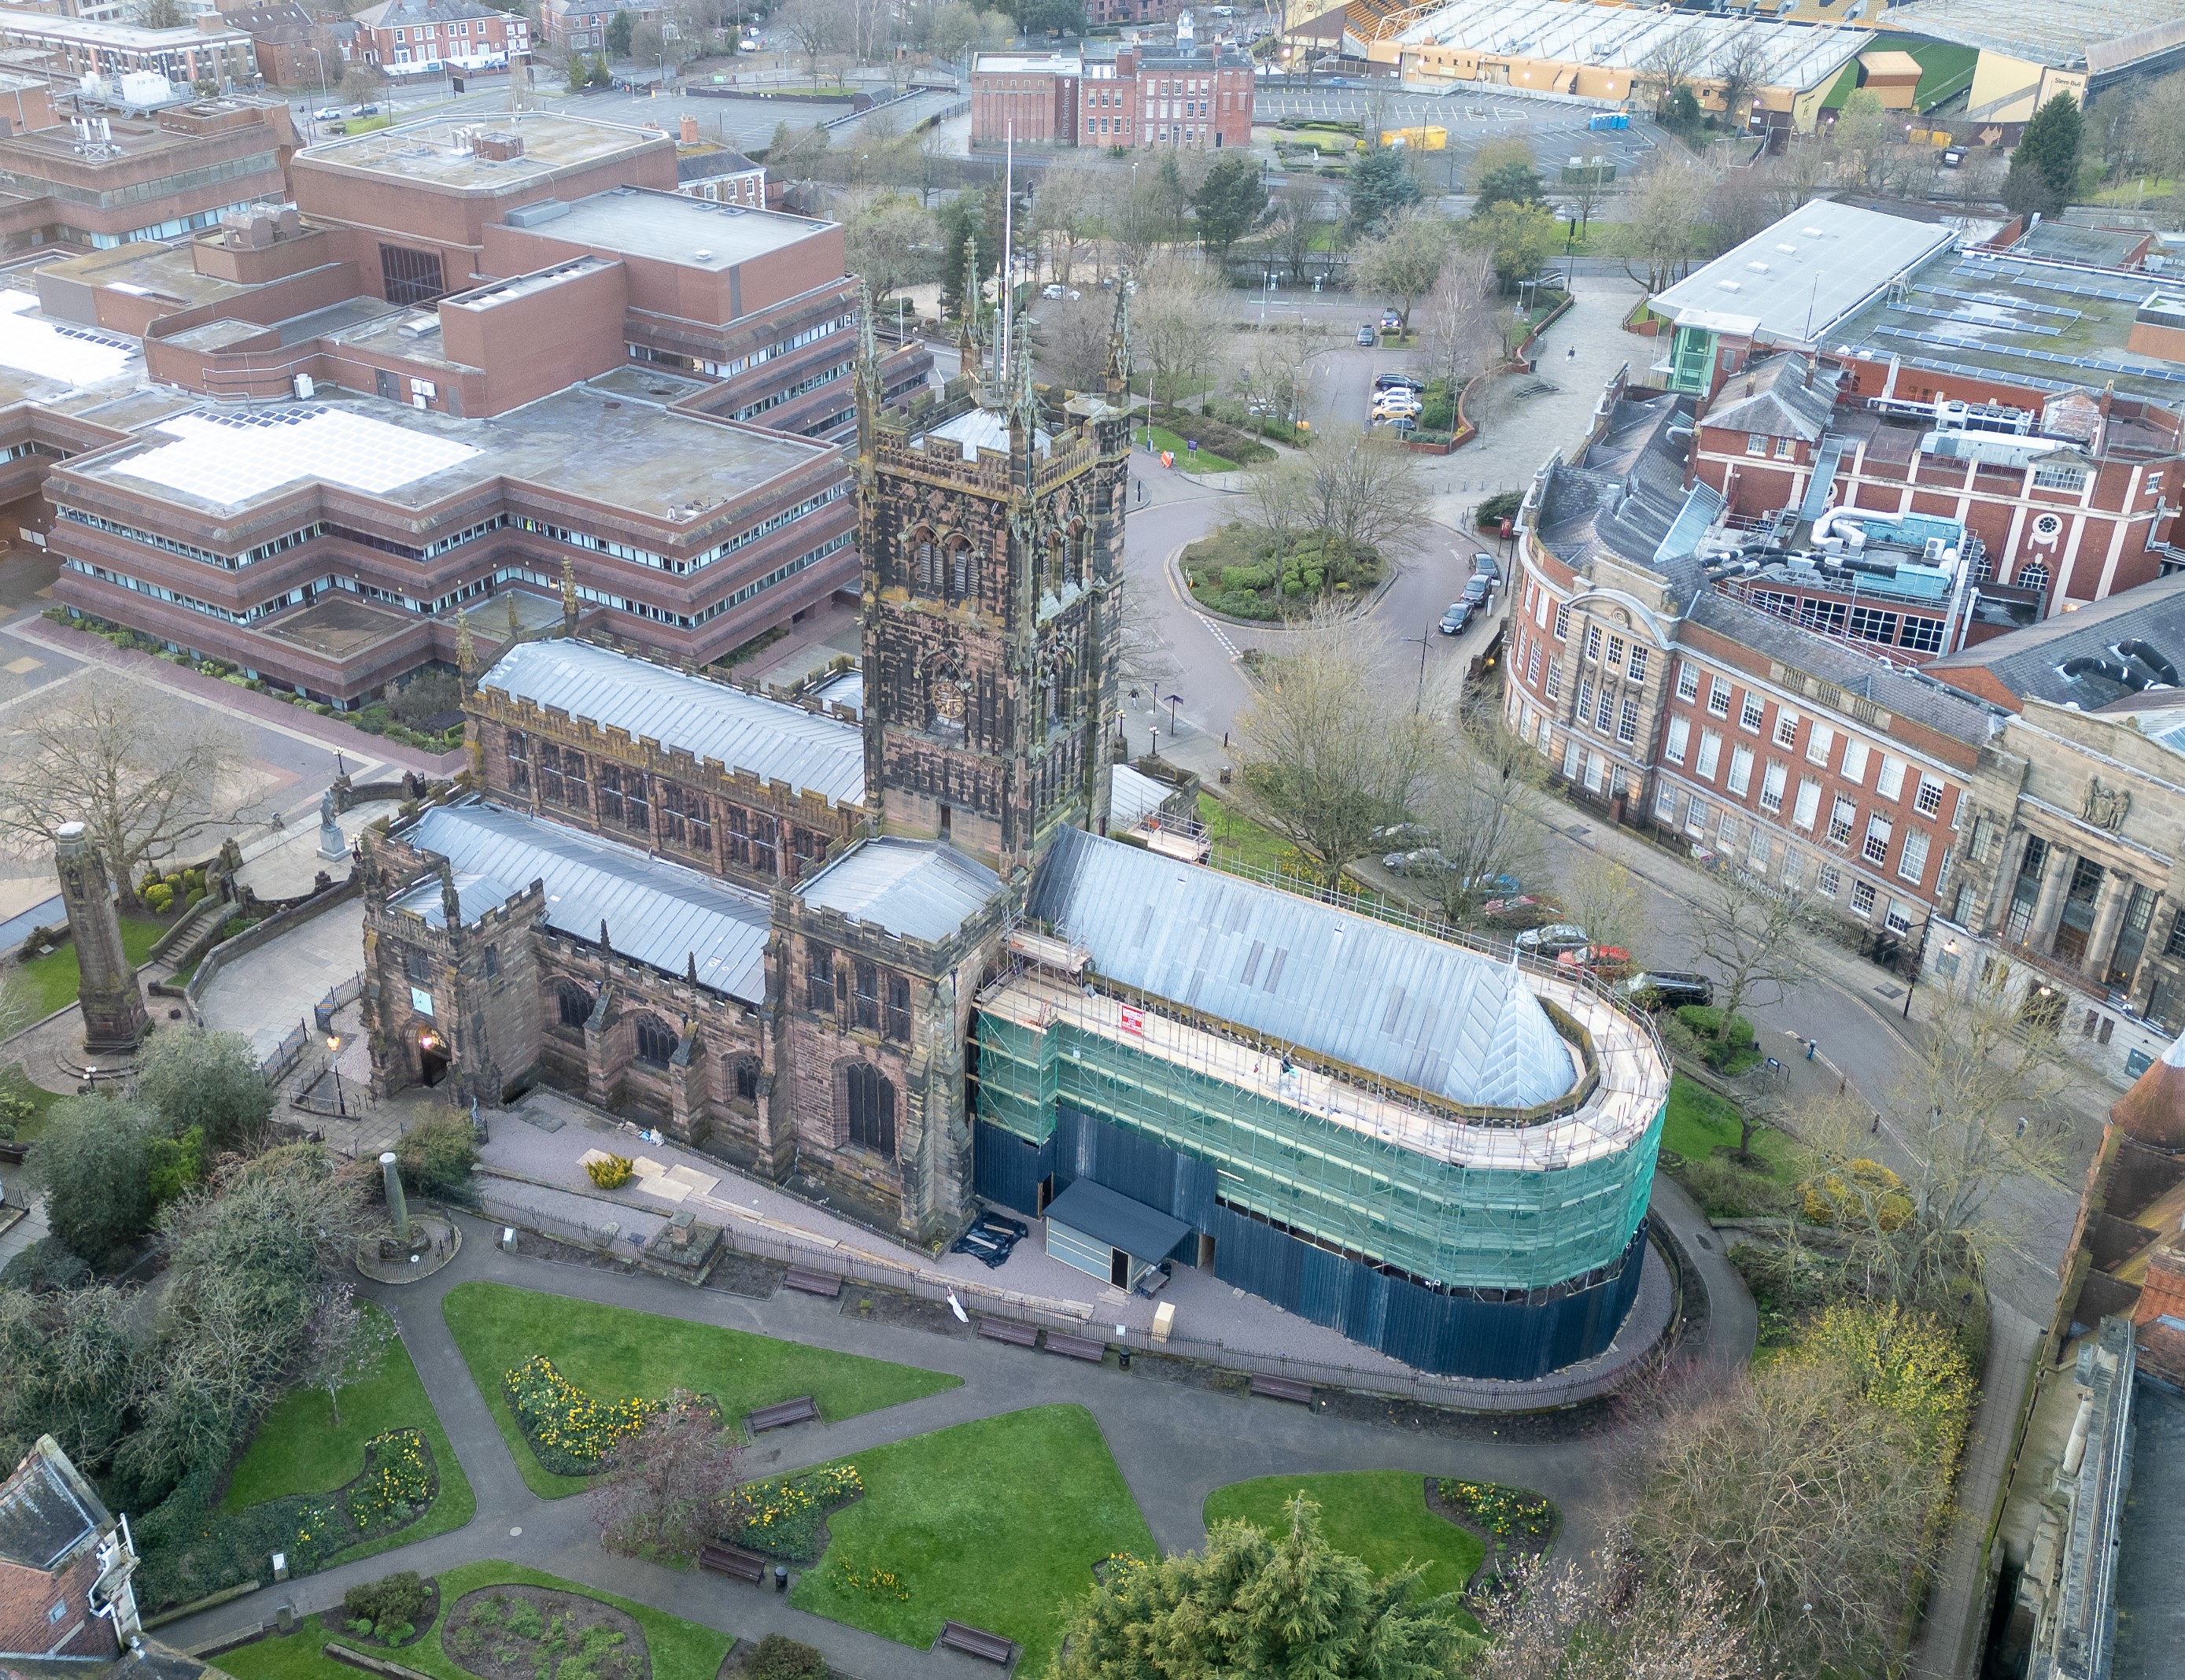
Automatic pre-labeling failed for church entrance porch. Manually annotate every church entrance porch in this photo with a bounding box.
[417,1025,449,1087]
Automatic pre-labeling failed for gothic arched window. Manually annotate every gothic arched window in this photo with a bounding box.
[844,1062,895,1155]
[633,1014,678,1069]
[556,981,594,1028]
[733,1057,761,1102]
[950,539,973,604]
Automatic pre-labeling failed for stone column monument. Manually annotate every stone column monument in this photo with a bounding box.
[54,821,147,1053]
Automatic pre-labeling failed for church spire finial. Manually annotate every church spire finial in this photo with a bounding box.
[956,242,979,374]
[455,604,478,681]
[560,556,578,633]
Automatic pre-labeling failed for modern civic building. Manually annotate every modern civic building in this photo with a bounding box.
[18,112,928,703]
[358,321,1672,1381]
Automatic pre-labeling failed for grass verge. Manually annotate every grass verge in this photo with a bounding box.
[1136,424,1238,471]
[215,1562,734,1680]
[788,1405,1155,1675]
[223,1303,475,1560]
[17,916,164,1017]
[441,1280,961,1498]
[1202,1471,1485,1603]
[0,1063,61,1142]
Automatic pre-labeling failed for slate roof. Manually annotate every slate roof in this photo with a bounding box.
[1025,827,1578,1110]
[396,801,772,1000]
[1926,575,2185,711]
[1701,352,1838,442]
[793,837,1000,943]
[478,638,864,808]
[353,0,504,24]
[1534,393,1711,580]
[0,1437,108,1574]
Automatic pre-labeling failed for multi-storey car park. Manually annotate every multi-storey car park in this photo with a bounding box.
[0,111,928,704]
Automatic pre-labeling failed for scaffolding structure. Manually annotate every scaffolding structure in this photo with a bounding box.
[972,957,1669,1294]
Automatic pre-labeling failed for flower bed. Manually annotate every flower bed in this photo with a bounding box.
[442,1585,648,1680]
[1432,1479,1558,1548]
[730,1464,863,1564]
[348,1431,434,1530]
[504,1357,654,1476]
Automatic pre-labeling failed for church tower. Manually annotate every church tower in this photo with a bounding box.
[852,283,1131,880]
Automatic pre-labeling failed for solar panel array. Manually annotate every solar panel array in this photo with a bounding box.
[1893,301,2066,337]
[1953,256,2152,305]
[1913,282,2081,321]
[109,407,482,511]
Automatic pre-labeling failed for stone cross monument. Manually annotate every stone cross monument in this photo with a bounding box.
[54,821,147,1053]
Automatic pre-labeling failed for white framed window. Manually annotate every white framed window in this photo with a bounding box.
[1807,722,1835,766]
[1818,862,1840,898]
[1578,677,1595,723]
[1686,796,1709,836]
[1707,677,1732,717]
[1876,754,1906,800]
[1841,739,1870,785]
[1607,634,1626,668]
[1759,761,1787,814]
[1584,624,1603,662]
[1792,777,1821,830]
[1628,647,1649,685]
[1696,729,1723,779]
[1677,661,1700,703]
[1915,775,1945,818]
[1728,744,1755,796]
[1561,737,1580,779]
[1884,900,1914,936]
[1719,814,1744,854]
[1862,813,1894,866]
[1851,879,1877,916]
[1534,588,1548,628]
[1595,683,1615,732]
[1740,693,1766,733]
[1656,781,1679,821]
[1618,698,1640,745]
[1898,829,1929,883]
[1772,711,1799,748]
[1748,827,1772,870]
[1545,662,1562,701]
[1554,602,1570,639]
[1827,796,1857,846]
[1775,436,1795,460]
[1526,643,1541,685]
[2033,463,2087,492]
[1747,433,1768,456]
[1666,716,1690,764]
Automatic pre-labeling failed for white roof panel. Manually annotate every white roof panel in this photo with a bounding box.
[109,405,478,511]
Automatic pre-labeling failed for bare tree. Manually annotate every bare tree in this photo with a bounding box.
[844,194,936,300]
[773,0,847,83]
[1761,142,1833,220]
[1238,455,1312,565]
[1131,256,1224,410]
[1300,430,1428,561]
[1235,312,1338,428]
[1711,28,1770,135]
[1408,693,1551,925]
[1348,209,1455,330]
[1689,868,1819,1080]
[1113,575,1181,706]
[1415,244,1497,397]
[589,1394,747,1564]
[0,680,270,911]
[1032,155,1108,286]
[1032,290,1113,390]
[1234,611,1440,887]
[1621,154,1716,293]
[1636,24,1708,120]
[1269,173,1334,286]
[297,1282,396,1427]
[1477,1536,1781,1680]
[1563,855,1646,966]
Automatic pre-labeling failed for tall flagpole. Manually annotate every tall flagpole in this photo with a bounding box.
[1001,118,1014,382]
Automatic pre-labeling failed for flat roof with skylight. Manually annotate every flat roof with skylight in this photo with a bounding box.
[297,114,667,192]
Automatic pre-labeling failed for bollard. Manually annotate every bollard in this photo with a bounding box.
[381,1150,410,1242]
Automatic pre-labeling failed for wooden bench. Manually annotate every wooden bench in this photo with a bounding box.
[1249,1372,1314,1405]
[697,1543,768,1586]
[746,1395,818,1434]
[976,1316,1038,1349]
[938,1621,1018,1666]
[1044,1331,1108,1363]
[781,1265,842,1299]
[0,1141,24,1166]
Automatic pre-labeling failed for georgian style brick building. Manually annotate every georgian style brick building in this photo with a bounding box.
[972,41,1253,150]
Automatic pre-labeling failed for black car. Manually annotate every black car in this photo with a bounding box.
[1461,573,1493,604]
[1375,371,1423,393]
[1438,600,1473,635]
[1471,551,1500,579]
[1617,970,1714,1010]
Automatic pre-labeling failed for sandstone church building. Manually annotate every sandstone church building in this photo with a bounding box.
[359,305,1673,1380]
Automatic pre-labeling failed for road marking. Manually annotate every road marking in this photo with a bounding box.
[1195,611,1242,660]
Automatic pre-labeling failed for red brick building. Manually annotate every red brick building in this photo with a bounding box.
[973,42,1253,150]
[0,1437,141,1663]
[350,0,526,75]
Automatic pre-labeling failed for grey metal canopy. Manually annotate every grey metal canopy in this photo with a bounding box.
[1044,1178,1189,1263]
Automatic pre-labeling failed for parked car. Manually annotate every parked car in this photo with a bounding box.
[1515,922,1590,956]
[1438,600,1473,635]
[1373,395,1421,419]
[352,103,378,115]
[1461,573,1493,604]
[1371,822,1436,847]
[312,105,344,120]
[1356,323,1378,345]
[1471,551,1499,578]
[1616,970,1714,1010]
[1375,371,1423,393]
[1379,308,1401,329]
[1042,282,1066,299]
[1463,873,1522,896]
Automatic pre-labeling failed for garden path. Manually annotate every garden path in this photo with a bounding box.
[161,1192,1753,1678]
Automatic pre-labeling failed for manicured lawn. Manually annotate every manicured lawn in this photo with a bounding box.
[1662,1073,1797,1182]
[441,1281,960,1498]
[788,1405,1155,1675]
[17,915,165,1018]
[1198,792,1293,873]
[1137,424,1238,471]
[0,1063,60,1142]
[216,1561,734,1680]
[1202,1471,1485,1603]
[223,1304,475,1558]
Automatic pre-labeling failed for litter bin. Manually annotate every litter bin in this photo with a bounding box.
[774,1566,788,1593]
